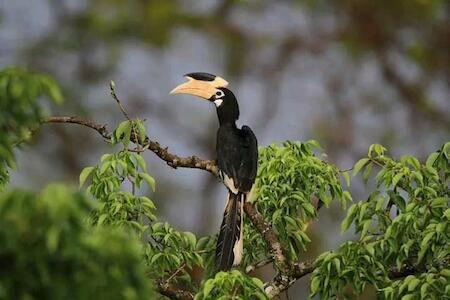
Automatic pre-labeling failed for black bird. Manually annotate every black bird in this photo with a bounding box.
[170,72,258,271]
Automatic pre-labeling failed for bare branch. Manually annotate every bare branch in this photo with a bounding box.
[42,116,217,174]
[43,116,110,140]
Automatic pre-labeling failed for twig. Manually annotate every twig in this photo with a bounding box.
[165,262,187,285]
[339,167,353,173]
[110,81,143,155]
[110,80,131,121]
[245,257,273,274]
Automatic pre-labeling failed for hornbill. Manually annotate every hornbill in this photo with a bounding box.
[170,72,258,271]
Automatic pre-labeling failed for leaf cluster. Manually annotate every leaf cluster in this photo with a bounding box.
[0,184,153,299]
[194,270,267,300]
[80,119,217,290]
[244,141,351,266]
[0,67,62,187]
[312,143,450,299]
[80,120,156,233]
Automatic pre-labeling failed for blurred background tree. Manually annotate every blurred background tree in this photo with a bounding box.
[1,0,448,298]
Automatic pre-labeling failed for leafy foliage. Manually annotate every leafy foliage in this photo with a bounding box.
[194,270,267,300]
[81,119,157,233]
[243,141,351,265]
[1,66,448,299]
[311,143,450,299]
[0,67,62,187]
[0,184,153,299]
[80,119,216,290]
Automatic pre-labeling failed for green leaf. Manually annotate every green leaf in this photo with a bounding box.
[98,214,108,225]
[140,173,156,192]
[373,144,386,156]
[100,154,112,162]
[420,283,429,298]
[392,172,404,187]
[431,197,447,208]
[251,277,264,290]
[203,279,215,297]
[150,253,163,264]
[333,258,341,275]
[425,152,438,168]
[135,120,147,144]
[115,121,132,144]
[360,219,371,239]
[134,154,147,172]
[408,278,420,291]
[341,204,357,233]
[363,162,373,183]
[445,208,450,219]
[79,166,95,187]
[342,171,350,187]
[196,236,211,251]
[184,231,196,247]
[310,276,320,296]
[375,196,385,211]
[307,139,323,151]
[40,75,63,104]
[353,158,370,176]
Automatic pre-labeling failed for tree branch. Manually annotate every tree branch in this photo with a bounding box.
[245,257,273,274]
[156,281,194,300]
[264,260,315,298]
[263,259,437,298]
[243,202,291,275]
[43,116,111,140]
[42,116,217,174]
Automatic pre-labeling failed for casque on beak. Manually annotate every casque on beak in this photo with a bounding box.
[170,73,229,100]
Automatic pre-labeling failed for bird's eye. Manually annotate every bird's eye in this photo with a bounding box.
[215,90,224,98]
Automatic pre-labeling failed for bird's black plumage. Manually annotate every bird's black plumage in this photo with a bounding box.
[213,88,258,271]
[216,124,258,193]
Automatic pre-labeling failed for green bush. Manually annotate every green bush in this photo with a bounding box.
[0,184,154,300]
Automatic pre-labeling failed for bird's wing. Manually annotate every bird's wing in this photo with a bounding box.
[217,125,258,193]
[236,125,258,192]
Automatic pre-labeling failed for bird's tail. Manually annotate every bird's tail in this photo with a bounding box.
[215,191,245,271]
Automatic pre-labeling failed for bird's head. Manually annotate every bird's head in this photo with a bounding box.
[170,72,239,125]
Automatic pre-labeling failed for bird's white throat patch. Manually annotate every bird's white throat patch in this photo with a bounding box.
[214,99,223,107]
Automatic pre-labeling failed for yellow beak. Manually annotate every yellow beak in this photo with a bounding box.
[170,76,229,100]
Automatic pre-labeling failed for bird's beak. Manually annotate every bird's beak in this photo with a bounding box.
[170,76,229,100]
